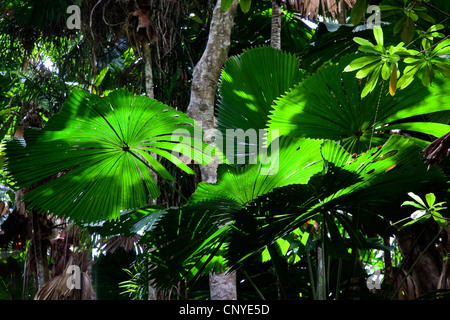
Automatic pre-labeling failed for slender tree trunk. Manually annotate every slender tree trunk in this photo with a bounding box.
[143,43,154,100]
[269,9,292,298]
[271,0,282,50]
[143,41,160,300]
[337,0,347,24]
[396,225,441,297]
[186,0,238,300]
[31,210,49,290]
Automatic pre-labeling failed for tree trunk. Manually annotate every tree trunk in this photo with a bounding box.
[31,210,49,290]
[337,0,347,24]
[396,224,442,297]
[186,0,238,300]
[271,0,282,50]
[143,41,160,300]
[143,43,154,100]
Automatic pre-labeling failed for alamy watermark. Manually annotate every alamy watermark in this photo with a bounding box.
[66,265,81,290]
[366,268,382,290]
[366,5,381,29]
[171,124,280,175]
[66,5,81,30]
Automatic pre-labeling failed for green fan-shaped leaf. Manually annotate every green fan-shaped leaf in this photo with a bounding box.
[4,89,212,222]
[87,205,168,237]
[216,46,305,164]
[189,136,324,207]
[267,54,450,153]
[140,135,444,286]
[225,135,445,268]
[142,136,326,286]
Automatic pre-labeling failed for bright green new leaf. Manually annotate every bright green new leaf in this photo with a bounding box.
[432,39,450,55]
[381,63,391,80]
[353,37,375,47]
[221,0,234,11]
[425,193,436,207]
[239,0,251,13]
[355,61,382,79]
[343,56,380,73]
[407,192,427,208]
[432,212,447,229]
[361,64,382,98]
[401,200,425,210]
[373,25,384,46]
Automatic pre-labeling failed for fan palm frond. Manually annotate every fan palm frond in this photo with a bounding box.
[268,54,450,153]
[5,89,212,222]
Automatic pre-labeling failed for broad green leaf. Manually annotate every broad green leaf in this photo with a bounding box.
[4,90,212,222]
[404,57,421,64]
[216,46,304,164]
[432,39,450,55]
[427,24,445,32]
[434,60,450,78]
[355,61,382,79]
[407,192,427,208]
[432,212,447,229]
[358,45,382,55]
[344,56,380,72]
[401,200,426,209]
[422,63,434,86]
[350,0,367,26]
[361,64,382,98]
[397,63,422,89]
[353,37,375,47]
[401,17,415,44]
[382,63,391,80]
[408,11,419,22]
[373,25,384,46]
[221,0,234,11]
[239,0,251,13]
[425,193,436,207]
[416,11,435,23]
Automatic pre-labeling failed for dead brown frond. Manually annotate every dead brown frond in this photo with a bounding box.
[287,0,357,20]
[101,234,142,254]
[422,132,450,169]
[34,257,95,300]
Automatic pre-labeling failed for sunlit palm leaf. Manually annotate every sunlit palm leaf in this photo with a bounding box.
[117,135,443,288]
[142,136,326,287]
[5,89,212,222]
[225,135,445,268]
[190,136,324,205]
[267,54,450,153]
[216,46,305,164]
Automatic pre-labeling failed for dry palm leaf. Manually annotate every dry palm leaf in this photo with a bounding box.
[34,257,95,300]
[422,132,450,169]
[287,0,356,20]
